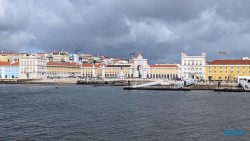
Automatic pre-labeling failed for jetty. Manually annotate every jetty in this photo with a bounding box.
[123,79,194,91]
[123,86,191,91]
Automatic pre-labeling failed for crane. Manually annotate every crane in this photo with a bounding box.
[75,49,82,54]
[219,51,232,60]
[219,51,226,55]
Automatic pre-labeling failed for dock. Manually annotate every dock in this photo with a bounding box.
[123,86,191,91]
[214,88,250,92]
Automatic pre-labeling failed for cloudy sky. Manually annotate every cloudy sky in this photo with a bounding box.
[0,0,250,63]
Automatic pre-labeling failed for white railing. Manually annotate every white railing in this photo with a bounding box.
[185,79,195,86]
[239,80,250,90]
[130,81,162,88]
[174,79,195,88]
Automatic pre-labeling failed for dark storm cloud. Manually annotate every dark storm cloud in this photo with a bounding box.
[0,0,250,63]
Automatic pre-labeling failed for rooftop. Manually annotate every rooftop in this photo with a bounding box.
[207,60,250,65]
[150,64,178,67]
[47,62,81,67]
[0,61,19,66]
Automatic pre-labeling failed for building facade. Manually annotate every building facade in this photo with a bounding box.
[129,53,150,78]
[149,64,179,79]
[206,60,250,81]
[181,52,206,80]
[80,54,180,80]
[0,61,19,78]
[47,62,81,78]
[19,54,47,79]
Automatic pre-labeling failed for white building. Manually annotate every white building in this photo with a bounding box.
[129,53,150,78]
[181,52,206,80]
[81,53,151,79]
[46,51,70,62]
[19,54,47,79]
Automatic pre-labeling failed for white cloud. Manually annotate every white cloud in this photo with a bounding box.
[126,19,179,44]
[0,0,250,62]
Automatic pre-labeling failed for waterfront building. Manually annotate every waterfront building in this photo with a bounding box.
[19,54,47,79]
[129,53,150,78]
[205,60,250,81]
[0,61,19,78]
[103,64,131,79]
[149,64,180,79]
[181,52,206,80]
[81,64,99,78]
[82,63,132,79]
[80,53,180,80]
[47,62,81,78]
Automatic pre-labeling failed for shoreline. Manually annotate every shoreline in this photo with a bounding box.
[0,79,248,92]
[0,78,78,85]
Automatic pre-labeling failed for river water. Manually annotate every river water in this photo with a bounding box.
[1,84,250,141]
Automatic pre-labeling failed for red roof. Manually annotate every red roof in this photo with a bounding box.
[106,65,131,67]
[82,63,93,67]
[150,64,177,68]
[207,60,250,65]
[47,62,81,67]
[0,61,19,66]
[11,62,19,66]
[82,63,104,67]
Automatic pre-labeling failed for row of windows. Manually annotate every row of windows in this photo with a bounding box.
[208,66,250,70]
[21,60,46,66]
[183,68,203,71]
[208,70,250,74]
[184,72,203,74]
[209,76,237,80]
[183,60,203,65]
[0,75,18,78]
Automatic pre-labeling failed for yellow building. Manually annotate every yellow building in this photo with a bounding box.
[81,63,180,79]
[47,62,81,78]
[81,64,99,78]
[206,60,250,81]
[81,53,181,80]
[81,64,131,78]
[0,55,9,62]
[149,64,179,79]
[103,65,131,78]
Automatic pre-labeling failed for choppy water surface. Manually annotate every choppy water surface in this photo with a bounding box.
[1,84,250,141]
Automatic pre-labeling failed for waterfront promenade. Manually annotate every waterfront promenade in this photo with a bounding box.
[0,78,245,91]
